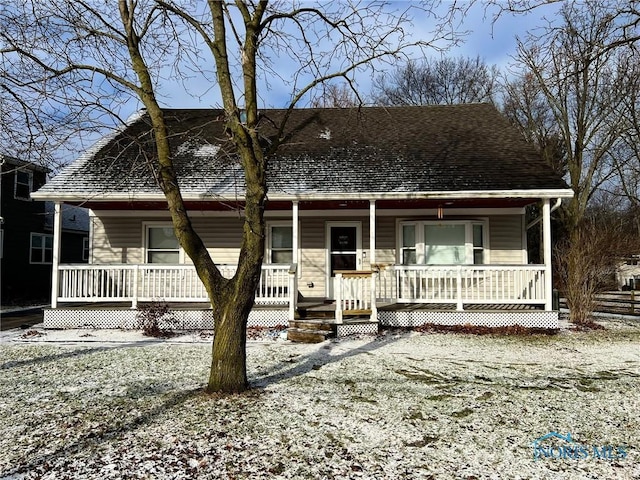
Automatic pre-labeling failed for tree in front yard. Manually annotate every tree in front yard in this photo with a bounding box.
[1,1,456,392]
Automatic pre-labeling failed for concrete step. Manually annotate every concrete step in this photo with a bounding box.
[287,328,332,343]
[289,319,333,331]
[297,309,336,319]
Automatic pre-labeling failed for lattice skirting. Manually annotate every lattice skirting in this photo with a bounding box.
[43,308,289,330]
[379,310,559,329]
[336,323,379,337]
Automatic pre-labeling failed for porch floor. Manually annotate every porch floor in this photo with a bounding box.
[49,301,544,314]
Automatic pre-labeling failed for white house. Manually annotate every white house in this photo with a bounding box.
[32,104,573,337]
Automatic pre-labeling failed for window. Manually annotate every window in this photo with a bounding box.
[401,224,417,264]
[473,224,484,264]
[399,220,486,265]
[268,224,293,264]
[82,237,90,261]
[15,170,33,200]
[30,233,53,264]
[146,225,180,263]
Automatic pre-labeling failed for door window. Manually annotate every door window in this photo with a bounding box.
[330,226,357,275]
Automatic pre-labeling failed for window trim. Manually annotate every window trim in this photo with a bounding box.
[397,219,489,265]
[143,222,183,264]
[266,221,294,265]
[14,169,33,201]
[82,237,90,262]
[30,232,53,265]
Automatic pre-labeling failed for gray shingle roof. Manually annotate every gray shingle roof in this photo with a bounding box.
[34,104,571,201]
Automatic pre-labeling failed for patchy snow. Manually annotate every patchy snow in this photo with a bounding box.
[174,141,220,158]
[194,144,220,157]
[1,319,639,479]
[319,128,331,140]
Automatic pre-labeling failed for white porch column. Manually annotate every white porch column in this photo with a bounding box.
[51,201,62,308]
[369,200,376,266]
[369,200,378,321]
[290,200,299,322]
[542,198,553,311]
[292,200,299,265]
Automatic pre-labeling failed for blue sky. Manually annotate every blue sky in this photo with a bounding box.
[148,1,562,111]
[54,1,562,162]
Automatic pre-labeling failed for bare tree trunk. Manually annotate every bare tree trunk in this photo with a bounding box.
[208,302,250,392]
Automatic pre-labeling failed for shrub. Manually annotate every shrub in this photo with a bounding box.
[136,302,179,337]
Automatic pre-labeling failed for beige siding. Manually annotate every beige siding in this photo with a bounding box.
[298,218,326,297]
[190,217,244,264]
[91,216,143,264]
[374,217,397,265]
[488,215,525,264]
[90,212,527,298]
[91,215,245,265]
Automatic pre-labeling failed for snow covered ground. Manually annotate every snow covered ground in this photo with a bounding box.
[1,319,639,479]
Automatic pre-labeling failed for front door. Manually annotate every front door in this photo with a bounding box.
[326,222,362,298]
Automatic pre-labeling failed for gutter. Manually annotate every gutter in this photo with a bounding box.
[32,189,576,203]
[526,198,563,230]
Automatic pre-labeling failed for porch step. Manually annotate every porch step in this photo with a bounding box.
[287,316,379,343]
[287,327,333,343]
[289,319,333,331]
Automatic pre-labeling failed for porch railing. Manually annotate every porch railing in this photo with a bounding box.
[334,271,377,323]
[376,264,547,309]
[57,263,548,321]
[57,263,296,308]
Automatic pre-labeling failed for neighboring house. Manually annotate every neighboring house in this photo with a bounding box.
[32,104,573,334]
[616,255,640,290]
[1,155,89,306]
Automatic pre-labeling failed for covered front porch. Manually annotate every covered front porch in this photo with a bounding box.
[44,196,562,333]
[44,261,558,331]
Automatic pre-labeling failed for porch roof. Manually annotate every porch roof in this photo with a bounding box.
[33,104,572,204]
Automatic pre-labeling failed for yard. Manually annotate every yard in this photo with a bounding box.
[1,319,639,479]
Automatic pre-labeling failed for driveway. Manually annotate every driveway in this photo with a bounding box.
[0,307,44,331]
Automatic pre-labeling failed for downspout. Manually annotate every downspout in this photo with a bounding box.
[526,198,562,230]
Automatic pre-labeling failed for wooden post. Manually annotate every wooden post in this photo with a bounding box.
[50,202,62,309]
[288,263,297,322]
[131,264,139,309]
[369,200,377,322]
[335,273,343,323]
[292,200,299,266]
[456,265,463,311]
[542,198,553,311]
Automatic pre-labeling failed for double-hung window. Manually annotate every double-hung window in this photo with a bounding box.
[15,170,33,200]
[30,233,53,264]
[146,225,180,263]
[399,220,486,265]
[268,224,293,264]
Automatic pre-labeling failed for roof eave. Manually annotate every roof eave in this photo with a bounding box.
[31,188,575,203]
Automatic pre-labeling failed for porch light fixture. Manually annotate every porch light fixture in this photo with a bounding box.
[437,205,444,219]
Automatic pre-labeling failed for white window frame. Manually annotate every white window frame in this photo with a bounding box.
[14,170,33,201]
[30,232,53,264]
[266,221,294,265]
[397,219,489,265]
[82,237,90,262]
[143,222,183,264]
